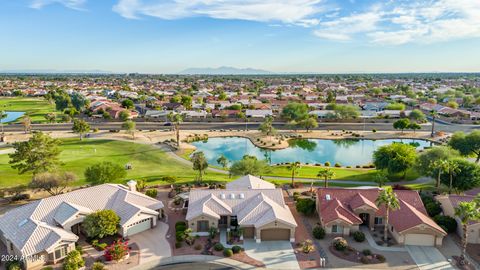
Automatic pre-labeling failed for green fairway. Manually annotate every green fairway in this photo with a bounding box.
[0,97,59,123]
[0,139,229,188]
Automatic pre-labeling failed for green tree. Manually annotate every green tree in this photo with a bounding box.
[181,95,193,109]
[385,102,406,110]
[317,168,335,188]
[72,119,90,140]
[119,110,130,121]
[9,132,62,175]
[409,109,426,122]
[373,143,417,179]
[258,116,276,137]
[296,198,316,215]
[216,155,229,169]
[393,118,410,133]
[21,115,31,134]
[439,159,480,192]
[84,161,127,185]
[168,113,183,148]
[121,99,134,109]
[122,120,136,140]
[191,151,208,183]
[281,102,308,122]
[0,110,6,138]
[333,104,360,119]
[30,171,76,196]
[229,155,271,176]
[416,146,459,178]
[287,161,301,187]
[448,131,480,162]
[445,160,460,194]
[430,110,437,137]
[408,122,421,133]
[376,187,400,244]
[431,159,449,192]
[63,250,85,270]
[299,116,318,132]
[373,170,388,187]
[82,210,120,239]
[70,92,89,112]
[454,201,480,262]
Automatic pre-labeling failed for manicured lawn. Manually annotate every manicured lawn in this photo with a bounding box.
[0,139,229,188]
[0,97,59,123]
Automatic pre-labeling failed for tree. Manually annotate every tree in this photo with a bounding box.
[63,250,85,270]
[83,210,120,239]
[84,161,127,185]
[385,102,406,110]
[168,113,183,148]
[317,168,335,188]
[181,95,193,109]
[299,116,318,132]
[216,155,228,169]
[30,171,76,196]
[446,100,459,109]
[0,110,6,138]
[376,187,400,244]
[258,116,276,137]
[333,104,360,119]
[122,120,136,140]
[439,159,480,192]
[373,143,417,179]
[72,119,90,140]
[21,115,31,134]
[9,132,62,175]
[192,151,208,183]
[416,146,460,178]
[45,113,56,123]
[121,99,134,109]
[454,201,480,263]
[296,198,316,216]
[431,160,449,192]
[409,109,426,122]
[281,102,308,122]
[445,160,460,194]
[448,131,480,162]
[119,110,130,121]
[430,110,437,137]
[70,92,89,112]
[408,122,421,133]
[373,170,388,187]
[229,155,272,176]
[393,118,410,133]
[287,161,301,187]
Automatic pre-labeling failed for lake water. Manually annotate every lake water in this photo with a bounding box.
[0,111,25,123]
[191,137,433,167]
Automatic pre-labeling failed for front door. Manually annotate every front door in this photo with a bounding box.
[219,216,228,228]
[359,213,370,227]
[197,220,209,232]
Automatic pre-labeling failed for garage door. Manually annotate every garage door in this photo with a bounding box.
[260,228,290,241]
[404,234,435,246]
[126,218,152,236]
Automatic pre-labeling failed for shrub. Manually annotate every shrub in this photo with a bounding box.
[360,256,370,264]
[176,231,185,242]
[433,215,457,233]
[92,262,106,270]
[324,162,331,167]
[214,243,224,251]
[362,249,372,256]
[194,244,202,250]
[332,237,348,251]
[63,250,85,270]
[176,224,186,232]
[6,261,22,270]
[302,239,315,254]
[75,245,83,255]
[83,210,120,239]
[175,221,187,228]
[313,226,326,239]
[104,239,129,262]
[42,267,54,270]
[425,201,442,217]
[223,248,233,257]
[145,189,158,198]
[376,254,386,262]
[334,163,341,167]
[97,243,107,251]
[372,129,377,133]
[352,231,365,242]
[175,241,182,248]
[296,198,316,216]
[232,245,242,254]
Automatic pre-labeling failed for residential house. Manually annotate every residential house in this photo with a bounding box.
[316,188,446,246]
[245,109,273,118]
[186,175,297,243]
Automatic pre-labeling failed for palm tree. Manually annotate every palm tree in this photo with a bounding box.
[430,110,437,137]
[373,170,388,188]
[317,168,335,188]
[287,161,301,187]
[454,201,480,263]
[376,187,400,245]
[445,160,460,194]
[216,155,228,169]
[0,110,6,140]
[21,115,32,134]
[168,112,183,148]
[431,159,448,192]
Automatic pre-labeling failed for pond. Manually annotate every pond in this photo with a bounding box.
[0,111,25,123]
[191,137,433,167]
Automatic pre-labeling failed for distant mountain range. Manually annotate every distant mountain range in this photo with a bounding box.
[178,66,272,75]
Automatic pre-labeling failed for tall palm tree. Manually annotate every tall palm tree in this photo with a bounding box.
[287,161,301,187]
[430,110,437,137]
[317,168,335,188]
[376,187,400,245]
[21,114,32,134]
[445,160,460,194]
[432,159,448,192]
[0,110,6,139]
[168,112,183,148]
[454,201,480,263]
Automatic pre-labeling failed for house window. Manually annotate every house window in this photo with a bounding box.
[332,225,339,233]
[374,217,383,225]
[54,245,68,260]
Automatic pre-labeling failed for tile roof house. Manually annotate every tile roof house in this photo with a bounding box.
[0,182,163,269]
[316,188,446,246]
[436,192,480,244]
[186,175,297,243]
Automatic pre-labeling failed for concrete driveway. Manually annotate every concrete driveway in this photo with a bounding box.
[244,240,299,270]
[128,221,171,264]
[406,246,454,270]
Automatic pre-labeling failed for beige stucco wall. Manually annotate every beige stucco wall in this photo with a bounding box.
[457,222,480,244]
[324,219,353,236]
[187,215,218,233]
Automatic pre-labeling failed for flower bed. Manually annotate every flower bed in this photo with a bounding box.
[330,237,385,264]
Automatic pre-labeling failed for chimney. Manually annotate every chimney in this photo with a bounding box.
[127,180,137,192]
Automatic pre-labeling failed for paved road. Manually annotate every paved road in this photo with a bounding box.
[1,120,477,133]
[154,262,238,270]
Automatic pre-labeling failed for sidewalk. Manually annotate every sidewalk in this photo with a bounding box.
[360,227,406,252]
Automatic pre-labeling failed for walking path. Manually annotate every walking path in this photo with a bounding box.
[360,227,406,252]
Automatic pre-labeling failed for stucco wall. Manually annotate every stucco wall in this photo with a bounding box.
[187,216,218,233]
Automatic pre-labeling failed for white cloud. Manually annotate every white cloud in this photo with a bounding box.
[30,0,86,10]
[112,0,325,26]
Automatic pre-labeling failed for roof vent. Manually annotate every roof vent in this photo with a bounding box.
[326,194,331,201]
[18,219,28,227]
[220,194,226,199]
[230,193,235,199]
[239,193,245,199]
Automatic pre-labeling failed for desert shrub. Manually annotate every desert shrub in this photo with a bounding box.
[324,161,331,167]
[194,244,202,250]
[223,248,233,257]
[145,189,158,198]
[376,254,386,262]
[313,226,326,239]
[334,163,341,167]
[175,241,182,248]
[362,249,372,256]
[302,240,315,253]
[232,245,242,254]
[214,243,224,251]
[372,129,377,133]
[92,262,106,270]
[360,256,370,264]
[332,237,348,251]
[353,231,365,242]
[296,198,316,216]
[433,215,457,233]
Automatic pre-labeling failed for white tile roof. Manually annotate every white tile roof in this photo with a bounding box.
[0,184,163,257]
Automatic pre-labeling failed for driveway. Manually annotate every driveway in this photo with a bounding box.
[128,221,171,264]
[244,240,299,270]
[406,246,454,270]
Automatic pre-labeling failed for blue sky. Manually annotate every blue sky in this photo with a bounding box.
[1,0,479,73]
